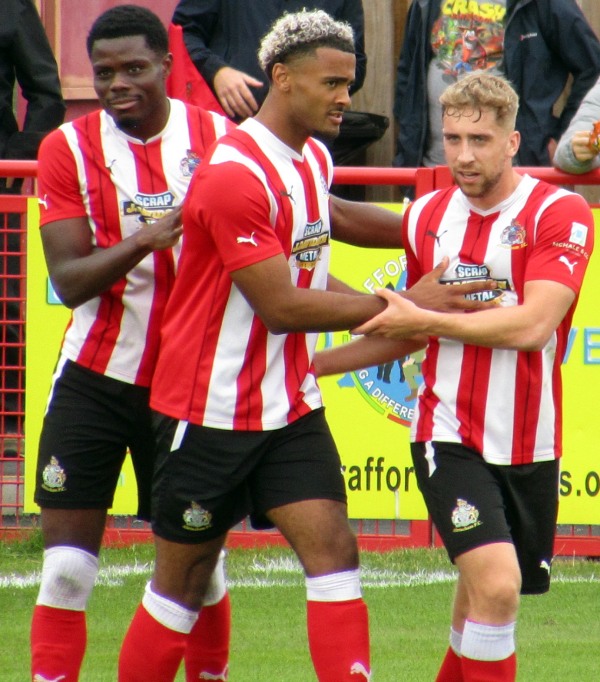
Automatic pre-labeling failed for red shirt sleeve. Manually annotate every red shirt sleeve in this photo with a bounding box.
[185,158,285,273]
[525,193,595,295]
[37,129,87,227]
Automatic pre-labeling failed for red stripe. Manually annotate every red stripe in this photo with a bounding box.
[72,114,127,372]
[414,338,439,441]
[234,316,268,429]
[455,345,492,452]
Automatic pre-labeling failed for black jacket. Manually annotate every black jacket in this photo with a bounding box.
[393,0,600,168]
[0,0,65,161]
[173,0,367,109]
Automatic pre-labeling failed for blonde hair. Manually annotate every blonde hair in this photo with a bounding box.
[440,72,519,129]
[257,10,355,80]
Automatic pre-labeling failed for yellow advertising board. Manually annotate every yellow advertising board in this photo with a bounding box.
[24,199,600,524]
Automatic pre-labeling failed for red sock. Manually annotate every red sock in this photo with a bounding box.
[436,646,463,681]
[118,604,187,682]
[31,604,86,682]
[307,598,370,681]
[184,593,231,681]
[461,653,517,681]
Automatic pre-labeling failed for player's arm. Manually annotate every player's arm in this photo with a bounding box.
[230,253,386,334]
[353,279,575,351]
[314,335,426,377]
[329,194,403,248]
[41,207,183,309]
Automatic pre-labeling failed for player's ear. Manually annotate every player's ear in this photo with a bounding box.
[162,53,173,80]
[507,130,520,159]
[272,63,291,92]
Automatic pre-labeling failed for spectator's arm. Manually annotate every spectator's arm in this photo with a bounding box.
[543,1,600,141]
[173,0,228,85]
[7,0,65,159]
[553,77,600,174]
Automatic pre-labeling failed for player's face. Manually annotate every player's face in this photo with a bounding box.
[442,107,520,210]
[91,35,172,141]
[283,47,355,148]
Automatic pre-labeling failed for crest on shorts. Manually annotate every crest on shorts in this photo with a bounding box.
[182,501,212,531]
[41,456,67,492]
[451,498,482,532]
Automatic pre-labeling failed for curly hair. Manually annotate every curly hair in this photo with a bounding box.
[86,5,168,57]
[257,9,355,80]
[440,72,519,130]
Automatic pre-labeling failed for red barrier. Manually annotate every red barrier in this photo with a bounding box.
[0,162,598,556]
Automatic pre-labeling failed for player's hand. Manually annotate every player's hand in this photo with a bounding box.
[138,205,183,251]
[214,66,263,120]
[352,287,431,339]
[404,257,498,312]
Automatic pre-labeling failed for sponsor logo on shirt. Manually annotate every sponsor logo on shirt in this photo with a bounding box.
[443,262,508,303]
[122,191,176,223]
[291,219,329,270]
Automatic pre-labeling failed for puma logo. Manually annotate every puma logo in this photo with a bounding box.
[280,185,296,204]
[559,255,577,275]
[426,229,447,246]
[33,674,67,682]
[199,666,229,680]
[350,661,371,680]
[236,232,258,247]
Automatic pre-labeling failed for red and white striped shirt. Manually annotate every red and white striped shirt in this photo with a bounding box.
[403,175,594,465]
[37,99,231,386]
[150,118,333,430]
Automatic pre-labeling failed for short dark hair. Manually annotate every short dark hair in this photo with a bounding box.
[86,5,168,57]
[258,10,355,81]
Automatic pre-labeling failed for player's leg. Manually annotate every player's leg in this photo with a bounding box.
[118,535,225,682]
[455,543,520,681]
[119,416,248,682]
[31,360,129,682]
[268,499,370,682]
[129,402,232,681]
[255,408,370,682]
[31,508,106,682]
[412,441,520,682]
[184,549,231,682]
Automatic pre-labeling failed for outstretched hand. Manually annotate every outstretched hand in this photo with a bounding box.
[404,257,498,312]
[352,287,432,338]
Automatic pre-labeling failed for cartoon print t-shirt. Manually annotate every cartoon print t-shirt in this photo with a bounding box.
[424,0,507,167]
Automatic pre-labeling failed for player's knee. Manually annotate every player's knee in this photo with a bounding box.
[36,545,99,611]
[473,574,521,619]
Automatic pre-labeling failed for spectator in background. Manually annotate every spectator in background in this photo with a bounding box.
[171,0,366,122]
[30,7,231,681]
[553,75,600,174]
[0,0,65,189]
[393,0,600,184]
[0,0,65,444]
